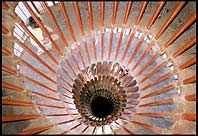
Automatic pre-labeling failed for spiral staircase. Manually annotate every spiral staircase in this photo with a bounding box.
[2,1,196,134]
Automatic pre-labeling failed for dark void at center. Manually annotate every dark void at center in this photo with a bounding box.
[91,96,114,118]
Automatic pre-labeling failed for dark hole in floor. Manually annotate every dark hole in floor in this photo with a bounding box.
[91,96,114,118]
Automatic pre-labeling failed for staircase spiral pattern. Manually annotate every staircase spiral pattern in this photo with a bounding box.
[2,1,196,134]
